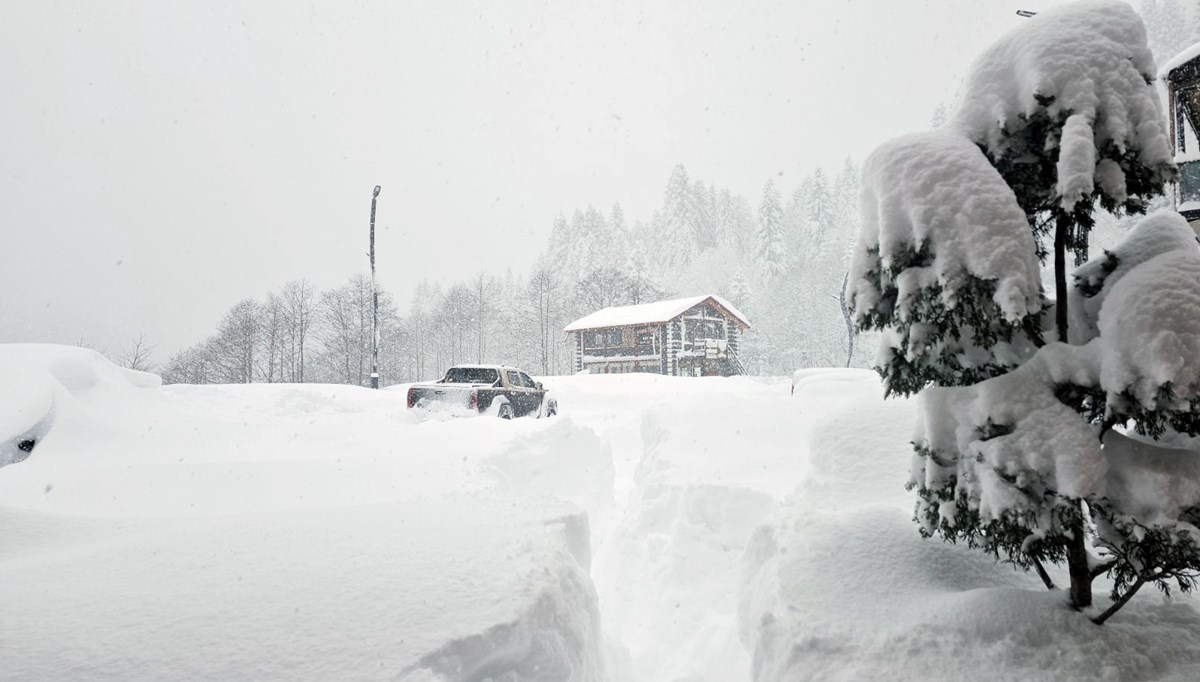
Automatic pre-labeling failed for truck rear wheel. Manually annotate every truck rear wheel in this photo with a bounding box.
[498,403,514,420]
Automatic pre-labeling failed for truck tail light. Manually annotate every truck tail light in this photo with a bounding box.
[407,388,417,408]
[469,390,478,409]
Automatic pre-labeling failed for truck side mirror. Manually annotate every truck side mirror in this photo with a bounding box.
[536,382,544,390]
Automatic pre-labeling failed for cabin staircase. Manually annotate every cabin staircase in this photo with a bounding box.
[722,349,747,376]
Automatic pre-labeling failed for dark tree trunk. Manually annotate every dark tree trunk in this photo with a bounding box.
[839,271,855,368]
[1066,517,1093,608]
[1056,212,1093,609]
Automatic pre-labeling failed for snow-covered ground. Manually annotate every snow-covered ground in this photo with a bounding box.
[2,345,1199,681]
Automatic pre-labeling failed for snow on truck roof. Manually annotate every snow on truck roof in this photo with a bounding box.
[563,295,750,332]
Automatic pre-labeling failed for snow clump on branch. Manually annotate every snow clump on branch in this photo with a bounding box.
[951,0,1173,212]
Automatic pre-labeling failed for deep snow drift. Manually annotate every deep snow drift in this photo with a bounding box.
[2,345,1199,681]
[741,373,1200,682]
[0,345,610,681]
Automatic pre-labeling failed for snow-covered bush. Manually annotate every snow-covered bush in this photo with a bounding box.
[852,0,1198,621]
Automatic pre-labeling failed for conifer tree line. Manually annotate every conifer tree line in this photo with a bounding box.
[162,162,872,385]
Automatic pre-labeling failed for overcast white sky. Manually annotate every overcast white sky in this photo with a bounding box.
[1,0,1074,358]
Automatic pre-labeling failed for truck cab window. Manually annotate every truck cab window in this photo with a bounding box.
[444,367,499,384]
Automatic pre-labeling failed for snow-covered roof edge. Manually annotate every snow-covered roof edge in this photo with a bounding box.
[1159,41,1200,79]
[563,295,751,332]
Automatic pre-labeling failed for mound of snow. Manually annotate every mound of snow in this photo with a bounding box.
[788,369,916,512]
[481,416,616,519]
[0,362,54,468]
[1,495,607,682]
[0,345,611,682]
[745,507,1200,682]
[0,344,159,468]
[740,369,1200,682]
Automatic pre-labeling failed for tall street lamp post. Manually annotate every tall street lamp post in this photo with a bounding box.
[370,184,381,389]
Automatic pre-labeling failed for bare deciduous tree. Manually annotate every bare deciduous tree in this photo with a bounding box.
[118,333,158,372]
[280,279,316,382]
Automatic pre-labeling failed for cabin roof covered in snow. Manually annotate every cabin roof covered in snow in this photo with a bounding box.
[564,295,750,332]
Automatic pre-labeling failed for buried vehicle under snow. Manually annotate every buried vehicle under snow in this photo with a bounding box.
[406,364,558,419]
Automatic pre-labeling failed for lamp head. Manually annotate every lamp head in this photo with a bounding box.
[373,185,381,198]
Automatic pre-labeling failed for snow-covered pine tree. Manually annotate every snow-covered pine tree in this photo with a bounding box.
[852,0,1196,620]
[691,180,719,250]
[756,180,787,279]
[610,202,627,239]
[662,164,698,267]
[578,205,610,276]
[800,168,834,248]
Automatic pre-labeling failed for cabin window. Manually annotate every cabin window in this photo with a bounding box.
[584,329,622,348]
[635,328,655,347]
[1180,85,1199,148]
[1180,84,1200,204]
[1182,161,1200,204]
[685,318,725,343]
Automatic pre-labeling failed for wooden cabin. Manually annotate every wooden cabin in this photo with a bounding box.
[564,295,751,376]
[1164,42,1200,227]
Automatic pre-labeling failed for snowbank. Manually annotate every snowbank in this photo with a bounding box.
[2,495,605,682]
[4,347,1199,680]
[739,368,1200,682]
[481,416,616,517]
[0,344,158,468]
[0,344,610,682]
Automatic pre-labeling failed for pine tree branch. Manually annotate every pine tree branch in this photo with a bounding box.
[1091,575,1146,625]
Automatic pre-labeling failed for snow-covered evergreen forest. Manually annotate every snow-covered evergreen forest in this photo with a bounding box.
[162,162,869,384]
